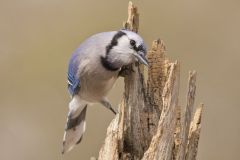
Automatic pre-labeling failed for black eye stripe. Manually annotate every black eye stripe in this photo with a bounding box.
[131,44,146,53]
[130,39,136,46]
[137,45,145,52]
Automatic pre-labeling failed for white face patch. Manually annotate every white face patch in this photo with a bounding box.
[114,36,133,53]
[109,36,135,65]
[106,30,146,67]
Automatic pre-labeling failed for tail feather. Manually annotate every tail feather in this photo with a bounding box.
[62,97,88,154]
[65,106,87,131]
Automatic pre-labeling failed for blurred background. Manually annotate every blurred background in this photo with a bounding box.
[0,0,239,159]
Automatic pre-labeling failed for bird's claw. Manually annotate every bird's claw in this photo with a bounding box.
[118,65,135,77]
[100,99,118,115]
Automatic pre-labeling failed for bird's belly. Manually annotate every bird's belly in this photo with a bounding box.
[79,75,118,102]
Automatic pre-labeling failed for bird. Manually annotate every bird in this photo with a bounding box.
[62,29,148,154]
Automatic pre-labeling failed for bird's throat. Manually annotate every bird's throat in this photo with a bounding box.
[100,56,120,71]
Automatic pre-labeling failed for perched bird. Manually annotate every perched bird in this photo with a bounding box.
[62,30,148,153]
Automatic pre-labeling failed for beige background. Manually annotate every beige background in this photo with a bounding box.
[0,0,239,160]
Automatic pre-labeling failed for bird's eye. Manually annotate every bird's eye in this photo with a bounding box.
[130,40,136,46]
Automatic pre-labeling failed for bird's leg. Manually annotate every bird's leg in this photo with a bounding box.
[100,98,117,115]
[118,65,135,77]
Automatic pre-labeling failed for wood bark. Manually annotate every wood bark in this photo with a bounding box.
[98,2,204,160]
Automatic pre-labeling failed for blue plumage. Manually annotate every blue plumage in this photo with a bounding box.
[68,51,80,96]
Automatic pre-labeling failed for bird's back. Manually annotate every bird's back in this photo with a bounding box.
[72,31,117,59]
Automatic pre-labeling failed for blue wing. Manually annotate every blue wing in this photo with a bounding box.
[68,52,80,96]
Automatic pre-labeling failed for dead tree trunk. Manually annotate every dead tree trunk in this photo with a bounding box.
[98,2,204,160]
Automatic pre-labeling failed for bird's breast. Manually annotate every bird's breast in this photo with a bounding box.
[79,70,119,102]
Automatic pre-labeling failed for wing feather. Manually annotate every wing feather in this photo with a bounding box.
[68,52,80,96]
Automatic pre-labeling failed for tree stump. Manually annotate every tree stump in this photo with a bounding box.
[98,2,203,160]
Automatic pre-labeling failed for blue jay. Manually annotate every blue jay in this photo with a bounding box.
[62,30,148,153]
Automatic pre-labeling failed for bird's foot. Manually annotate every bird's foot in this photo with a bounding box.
[100,99,117,115]
[118,65,135,77]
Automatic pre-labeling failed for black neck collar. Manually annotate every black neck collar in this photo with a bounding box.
[100,31,126,72]
[101,56,120,71]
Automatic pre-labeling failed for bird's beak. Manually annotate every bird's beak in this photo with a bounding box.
[133,51,149,67]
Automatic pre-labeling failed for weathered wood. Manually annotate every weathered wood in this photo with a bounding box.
[123,1,139,33]
[186,104,204,160]
[146,39,168,134]
[98,114,120,160]
[98,2,204,160]
[142,61,180,160]
[175,71,197,160]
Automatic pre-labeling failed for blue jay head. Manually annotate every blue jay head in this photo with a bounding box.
[107,30,148,67]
